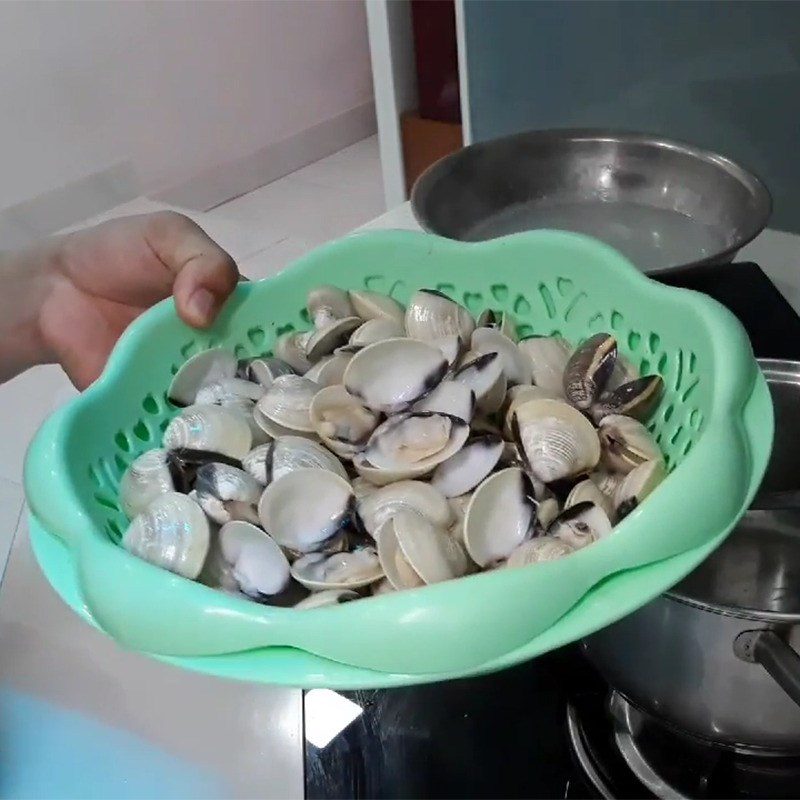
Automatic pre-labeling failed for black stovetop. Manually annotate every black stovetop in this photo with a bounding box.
[304,262,800,800]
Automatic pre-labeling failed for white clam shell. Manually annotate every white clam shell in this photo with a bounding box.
[243,436,348,485]
[119,448,174,519]
[613,458,666,517]
[356,480,452,537]
[536,496,561,529]
[193,463,262,525]
[168,348,237,406]
[257,374,319,433]
[307,285,353,327]
[517,336,571,395]
[565,478,615,520]
[362,412,470,476]
[548,501,612,549]
[305,316,362,362]
[217,520,290,597]
[506,536,573,568]
[477,309,517,341]
[122,492,210,579]
[349,317,405,347]
[274,331,313,375]
[598,414,662,474]
[304,351,354,387]
[431,435,504,498]
[431,334,464,367]
[589,468,624,498]
[404,289,475,343]
[309,384,380,458]
[291,547,383,590]
[163,404,252,460]
[349,289,405,324]
[503,384,562,438]
[253,405,318,441]
[471,327,532,386]
[463,467,537,568]
[411,380,475,422]
[257,468,353,553]
[343,338,448,413]
[453,351,504,403]
[245,357,294,388]
[195,377,264,406]
[295,588,360,609]
[513,398,600,483]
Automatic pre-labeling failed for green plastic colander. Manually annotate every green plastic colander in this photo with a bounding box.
[24,230,772,686]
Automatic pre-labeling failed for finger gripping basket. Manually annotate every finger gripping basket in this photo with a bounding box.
[24,230,771,682]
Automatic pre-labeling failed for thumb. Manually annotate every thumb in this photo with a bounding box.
[145,212,240,328]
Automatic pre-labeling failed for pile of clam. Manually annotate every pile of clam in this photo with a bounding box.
[118,286,667,609]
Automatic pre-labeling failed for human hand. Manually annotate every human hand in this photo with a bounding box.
[26,212,239,389]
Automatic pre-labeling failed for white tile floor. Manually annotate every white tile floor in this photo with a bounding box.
[0,134,385,798]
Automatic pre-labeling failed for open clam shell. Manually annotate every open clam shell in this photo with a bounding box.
[377,510,470,589]
[431,434,504,498]
[517,336,571,395]
[305,316,362,362]
[565,478,614,520]
[216,520,291,598]
[168,348,238,407]
[411,380,475,422]
[563,333,617,410]
[404,289,475,344]
[348,289,405,324]
[471,327,532,386]
[614,458,666,520]
[291,546,383,590]
[349,317,405,347]
[257,468,353,553]
[307,285,353,327]
[274,331,313,375]
[362,411,470,478]
[304,351,354,387]
[163,404,253,461]
[548,500,612,550]
[244,357,294,388]
[119,449,175,519]
[463,467,538,567]
[256,374,318,433]
[243,436,348,485]
[356,479,452,538]
[195,377,264,406]
[512,398,600,483]
[193,463,262,525]
[122,492,210,579]
[343,338,448,413]
[506,535,573,568]
[591,375,664,423]
[453,351,504,404]
[598,414,661,474]
[477,309,517,341]
[309,384,380,458]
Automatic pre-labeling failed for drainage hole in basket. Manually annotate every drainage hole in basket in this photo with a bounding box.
[141,394,160,415]
[99,458,118,488]
[114,454,129,475]
[682,439,694,457]
[234,344,249,361]
[689,408,703,429]
[516,324,535,339]
[114,431,131,452]
[435,282,456,298]
[657,352,668,375]
[180,340,197,359]
[106,519,123,542]
[639,358,651,375]
[275,323,295,339]
[648,332,661,353]
[610,310,624,331]
[587,312,605,331]
[663,404,675,423]
[513,294,531,316]
[682,379,699,402]
[538,284,556,319]
[299,308,312,326]
[689,351,697,373]
[389,280,406,298]
[94,493,120,512]
[674,350,685,390]
[87,465,103,487]
[670,426,684,446]
[365,275,386,292]
[133,420,152,442]
[491,284,509,303]
[627,330,641,351]
[563,292,587,323]
[463,292,484,313]
[557,277,574,297]
[247,326,265,348]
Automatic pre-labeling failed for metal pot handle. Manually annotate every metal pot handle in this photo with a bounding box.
[734,629,800,708]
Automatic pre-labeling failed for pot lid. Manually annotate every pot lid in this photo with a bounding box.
[670,360,800,618]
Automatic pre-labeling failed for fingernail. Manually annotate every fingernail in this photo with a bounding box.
[188,288,216,322]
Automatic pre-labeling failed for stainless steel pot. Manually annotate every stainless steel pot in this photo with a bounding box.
[583,359,800,753]
[411,129,771,273]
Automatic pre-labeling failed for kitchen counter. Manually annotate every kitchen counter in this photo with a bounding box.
[0,197,797,798]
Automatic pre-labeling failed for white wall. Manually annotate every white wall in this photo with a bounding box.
[0,0,373,213]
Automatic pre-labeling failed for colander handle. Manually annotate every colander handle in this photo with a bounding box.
[24,405,90,547]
